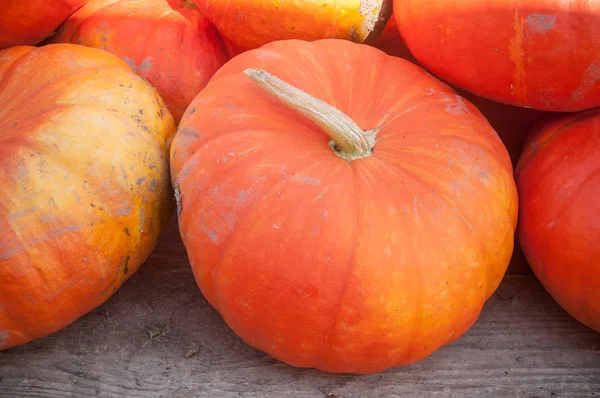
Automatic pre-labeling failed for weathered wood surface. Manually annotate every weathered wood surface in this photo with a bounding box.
[1,214,599,398]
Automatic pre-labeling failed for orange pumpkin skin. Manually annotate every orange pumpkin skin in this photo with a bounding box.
[192,0,393,52]
[372,13,546,166]
[51,0,239,123]
[516,108,600,333]
[0,0,88,49]
[171,39,519,374]
[394,1,600,111]
[0,44,176,351]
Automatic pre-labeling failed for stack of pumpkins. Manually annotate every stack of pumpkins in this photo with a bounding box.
[0,0,598,374]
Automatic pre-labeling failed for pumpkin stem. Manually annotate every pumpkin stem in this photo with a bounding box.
[243,68,377,161]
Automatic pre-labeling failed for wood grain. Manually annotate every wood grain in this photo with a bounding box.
[1,213,599,398]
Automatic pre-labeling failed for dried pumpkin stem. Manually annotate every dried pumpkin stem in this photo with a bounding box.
[243,68,376,161]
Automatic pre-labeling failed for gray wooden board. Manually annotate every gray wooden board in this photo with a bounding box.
[1,214,599,398]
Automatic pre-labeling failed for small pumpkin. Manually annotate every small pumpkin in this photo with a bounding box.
[51,0,239,123]
[516,108,600,333]
[372,13,546,166]
[394,0,600,111]
[192,0,393,52]
[171,39,518,374]
[0,44,175,351]
[0,0,88,49]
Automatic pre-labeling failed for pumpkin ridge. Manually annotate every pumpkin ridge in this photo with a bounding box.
[372,152,498,300]
[0,48,37,94]
[523,166,600,289]
[208,157,334,313]
[547,165,600,238]
[367,91,477,135]
[313,160,359,369]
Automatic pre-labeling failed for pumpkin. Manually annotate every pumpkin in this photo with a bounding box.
[171,39,519,374]
[394,0,600,112]
[372,12,546,166]
[51,0,239,123]
[0,0,88,49]
[192,0,393,52]
[0,43,176,351]
[516,108,600,333]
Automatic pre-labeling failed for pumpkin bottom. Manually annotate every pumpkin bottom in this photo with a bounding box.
[193,269,486,374]
[519,235,600,334]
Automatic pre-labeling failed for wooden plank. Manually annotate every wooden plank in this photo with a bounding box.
[1,215,599,397]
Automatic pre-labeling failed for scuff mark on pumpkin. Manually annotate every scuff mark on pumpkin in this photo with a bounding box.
[174,183,183,217]
[546,220,560,229]
[525,14,556,34]
[123,57,154,72]
[0,225,81,260]
[444,95,469,115]
[509,8,528,105]
[178,127,199,138]
[116,202,132,216]
[39,213,58,223]
[572,58,600,102]
[180,160,197,177]
[139,208,146,233]
[0,330,9,344]
[413,197,422,221]
[199,219,220,244]
[9,206,36,221]
[223,212,235,230]
[480,170,489,182]
[236,189,256,205]
[293,175,322,185]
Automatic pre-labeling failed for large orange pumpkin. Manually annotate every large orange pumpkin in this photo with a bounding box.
[516,108,600,333]
[51,0,239,123]
[171,39,519,374]
[0,44,176,351]
[192,0,393,52]
[372,12,546,166]
[394,1,600,111]
[0,0,88,49]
